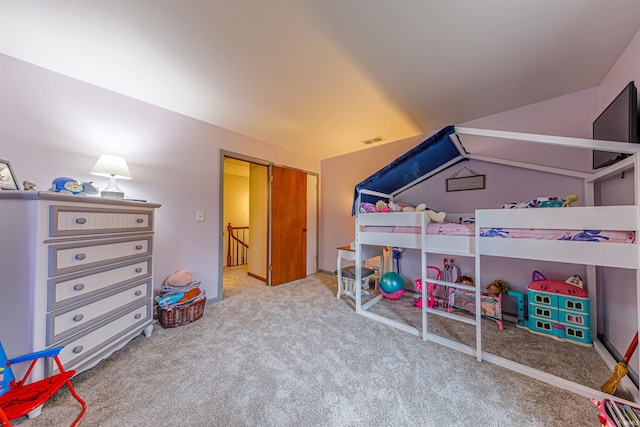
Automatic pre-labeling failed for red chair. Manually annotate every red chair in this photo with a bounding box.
[0,342,86,426]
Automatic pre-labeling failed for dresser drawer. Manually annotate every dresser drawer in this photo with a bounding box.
[528,290,558,307]
[530,303,559,321]
[558,295,590,313]
[49,236,152,276]
[46,280,152,345]
[559,309,590,328]
[47,301,152,376]
[48,258,151,310]
[50,205,153,237]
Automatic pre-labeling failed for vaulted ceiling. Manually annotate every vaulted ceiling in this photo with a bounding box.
[2,1,640,159]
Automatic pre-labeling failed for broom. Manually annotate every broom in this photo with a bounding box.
[601,332,638,395]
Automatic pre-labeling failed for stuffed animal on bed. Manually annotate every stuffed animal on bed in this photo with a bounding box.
[388,201,403,212]
[501,195,579,209]
[360,202,377,213]
[426,210,446,223]
[398,203,446,223]
[375,200,390,212]
[359,200,446,222]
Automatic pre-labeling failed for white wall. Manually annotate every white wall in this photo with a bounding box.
[223,174,250,229]
[319,133,425,273]
[0,54,320,302]
[223,173,249,264]
[248,164,268,280]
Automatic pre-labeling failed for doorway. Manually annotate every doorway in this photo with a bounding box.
[223,158,267,281]
[220,152,318,296]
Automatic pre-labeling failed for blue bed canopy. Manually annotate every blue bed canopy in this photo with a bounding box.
[352,125,467,215]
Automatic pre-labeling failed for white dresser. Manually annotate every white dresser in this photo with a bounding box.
[0,191,160,380]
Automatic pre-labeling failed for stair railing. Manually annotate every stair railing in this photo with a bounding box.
[226,223,249,267]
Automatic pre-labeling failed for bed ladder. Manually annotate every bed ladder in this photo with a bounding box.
[420,248,483,361]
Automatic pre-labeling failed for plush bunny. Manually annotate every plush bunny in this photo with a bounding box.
[397,202,445,222]
[426,210,446,223]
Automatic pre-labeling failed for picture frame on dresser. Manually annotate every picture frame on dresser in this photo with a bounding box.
[0,159,19,190]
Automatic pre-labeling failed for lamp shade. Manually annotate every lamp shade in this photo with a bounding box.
[90,155,132,179]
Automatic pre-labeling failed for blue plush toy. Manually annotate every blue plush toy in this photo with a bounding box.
[51,177,84,194]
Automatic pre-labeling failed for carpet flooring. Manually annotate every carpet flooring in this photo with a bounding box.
[9,268,612,426]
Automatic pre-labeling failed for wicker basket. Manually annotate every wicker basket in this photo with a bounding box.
[157,297,206,328]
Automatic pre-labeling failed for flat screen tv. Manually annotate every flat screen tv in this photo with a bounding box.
[592,81,639,169]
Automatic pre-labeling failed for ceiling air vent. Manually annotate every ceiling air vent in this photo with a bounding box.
[362,136,385,145]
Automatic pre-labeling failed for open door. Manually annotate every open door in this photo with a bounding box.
[269,165,307,286]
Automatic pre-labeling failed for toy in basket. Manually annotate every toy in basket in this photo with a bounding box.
[156,270,206,328]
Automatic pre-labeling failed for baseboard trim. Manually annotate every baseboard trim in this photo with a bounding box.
[247,272,266,282]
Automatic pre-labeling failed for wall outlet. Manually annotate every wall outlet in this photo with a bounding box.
[196,211,205,222]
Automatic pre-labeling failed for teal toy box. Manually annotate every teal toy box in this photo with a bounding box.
[527,271,592,346]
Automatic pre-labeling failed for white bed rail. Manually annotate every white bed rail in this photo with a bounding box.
[477,206,639,230]
[358,211,424,227]
[476,206,639,269]
[357,211,476,256]
[357,211,425,250]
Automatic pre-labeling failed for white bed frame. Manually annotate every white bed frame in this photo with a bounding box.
[352,127,640,404]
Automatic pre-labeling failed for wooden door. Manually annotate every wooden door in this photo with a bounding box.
[270,166,307,285]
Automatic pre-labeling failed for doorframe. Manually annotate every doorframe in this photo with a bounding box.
[219,150,319,296]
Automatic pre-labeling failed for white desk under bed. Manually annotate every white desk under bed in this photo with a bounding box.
[336,245,383,299]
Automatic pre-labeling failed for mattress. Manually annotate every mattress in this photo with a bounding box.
[363,222,635,243]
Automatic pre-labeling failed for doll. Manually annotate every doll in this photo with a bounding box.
[459,276,474,286]
[483,279,509,297]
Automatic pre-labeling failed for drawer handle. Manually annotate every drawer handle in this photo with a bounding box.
[73,283,85,291]
[72,345,84,354]
[135,267,143,273]
[134,313,142,320]
[136,218,144,223]
[134,290,142,296]
[75,253,86,261]
[73,314,84,322]
[135,245,143,250]
[75,217,87,225]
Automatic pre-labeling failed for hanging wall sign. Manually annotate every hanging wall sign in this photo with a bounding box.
[446,166,485,192]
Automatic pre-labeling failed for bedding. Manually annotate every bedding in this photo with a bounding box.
[362,222,635,243]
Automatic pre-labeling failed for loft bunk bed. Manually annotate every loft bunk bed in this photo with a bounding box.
[350,125,640,403]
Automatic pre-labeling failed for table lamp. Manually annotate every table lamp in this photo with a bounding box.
[90,154,131,199]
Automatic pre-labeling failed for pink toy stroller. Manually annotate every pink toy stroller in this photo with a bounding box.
[414,266,442,308]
